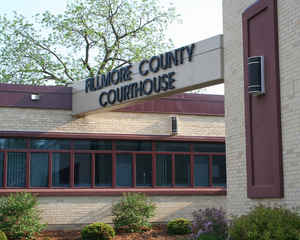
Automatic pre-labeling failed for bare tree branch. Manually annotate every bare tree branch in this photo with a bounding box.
[16,30,75,82]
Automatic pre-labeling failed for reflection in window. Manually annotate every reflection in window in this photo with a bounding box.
[156,142,190,152]
[52,153,70,187]
[116,141,152,151]
[194,143,225,153]
[194,155,209,186]
[156,155,172,186]
[31,139,71,150]
[95,154,112,186]
[213,155,226,187]
[136,154,152,186]
[116,154,132,187]
[7,152,26,187]
[175,155,190,186]
[30,153,49,187]
[0,138,27,149]
[74,153,91,187]
[74,140,112,150]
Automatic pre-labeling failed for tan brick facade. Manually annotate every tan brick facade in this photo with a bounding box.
[0,107,224,137]
[38,195,226,228]
[223,0,300,215]
[0,107,225,226]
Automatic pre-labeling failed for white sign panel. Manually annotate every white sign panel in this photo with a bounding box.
[72,35,224,116]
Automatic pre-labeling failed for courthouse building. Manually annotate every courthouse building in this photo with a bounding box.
[0,0,299,229]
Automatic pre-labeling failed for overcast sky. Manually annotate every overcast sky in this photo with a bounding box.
[0,0,224,94]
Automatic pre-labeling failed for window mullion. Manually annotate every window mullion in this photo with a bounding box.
[48,152,52,188]
[132,153,136,188]
[70,151,74,188]
[3,151,7,188]
[152,142,156,188]
[172,154,175,187]
[209,155,213,186]
[112,142,116,188]
[26,152,30,188]
[92,153,95,188]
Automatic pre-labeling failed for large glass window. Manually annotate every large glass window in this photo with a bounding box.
[175,155,190,186]
[95,154,112,186]
[7,152,26,187]
[52,153,70,187]
[156,154,172,186]
[0,138,225,189]
[116,154,132,187]
[74,153,91,187]
[212,155,226,187]
[0,152,3,187]
[136,154,152,186]
[194,155,209,186]
[30,153,49,187]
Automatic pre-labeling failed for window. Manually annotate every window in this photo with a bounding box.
[136,154,152,186]
[95,154,112,186]
[156,154,172,186]
[0,138,225,190]
[7,152,26,187]
[212,155,226,187]
[52,153,70,187]
[194,155,209,186]
[0,138,27,149]
[31,139,71,150]
[194,143,225,153]
[116,154,132,187]
[30,153,49,187]
[74,140,112,150]
[116,141,152,151]
[157,142,190,152]
[74,153,91,187]
[175,154,190,186]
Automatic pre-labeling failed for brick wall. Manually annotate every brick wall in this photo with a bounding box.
[0,108,225,137]
[223,0,300,215]
[38,195,226,229]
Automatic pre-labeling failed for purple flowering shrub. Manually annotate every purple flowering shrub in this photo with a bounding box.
[190,207,228,240]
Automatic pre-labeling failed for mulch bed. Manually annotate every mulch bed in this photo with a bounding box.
[36,224,190,240]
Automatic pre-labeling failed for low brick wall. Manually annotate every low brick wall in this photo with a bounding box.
[38,195,226,230]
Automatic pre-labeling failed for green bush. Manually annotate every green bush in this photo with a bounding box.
[167,218,191,235]
[0,230,7,240]
[81,222,115,240]
[197,233,221,240]
[0,192,46,240]
[229,204,300,240]
[112,193,156,233]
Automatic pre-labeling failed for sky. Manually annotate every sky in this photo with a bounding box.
[0,0,224,94]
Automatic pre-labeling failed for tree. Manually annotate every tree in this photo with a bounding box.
[0,0,177,85]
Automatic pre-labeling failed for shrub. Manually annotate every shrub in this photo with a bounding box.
[197,233,220,240]
[0,230,7,240]
[112,193,156,233]
[0,192,46,240]
[229,204,300,240]
[167,218,191,235]
[190,208,228,240]
[81,222,115,240]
